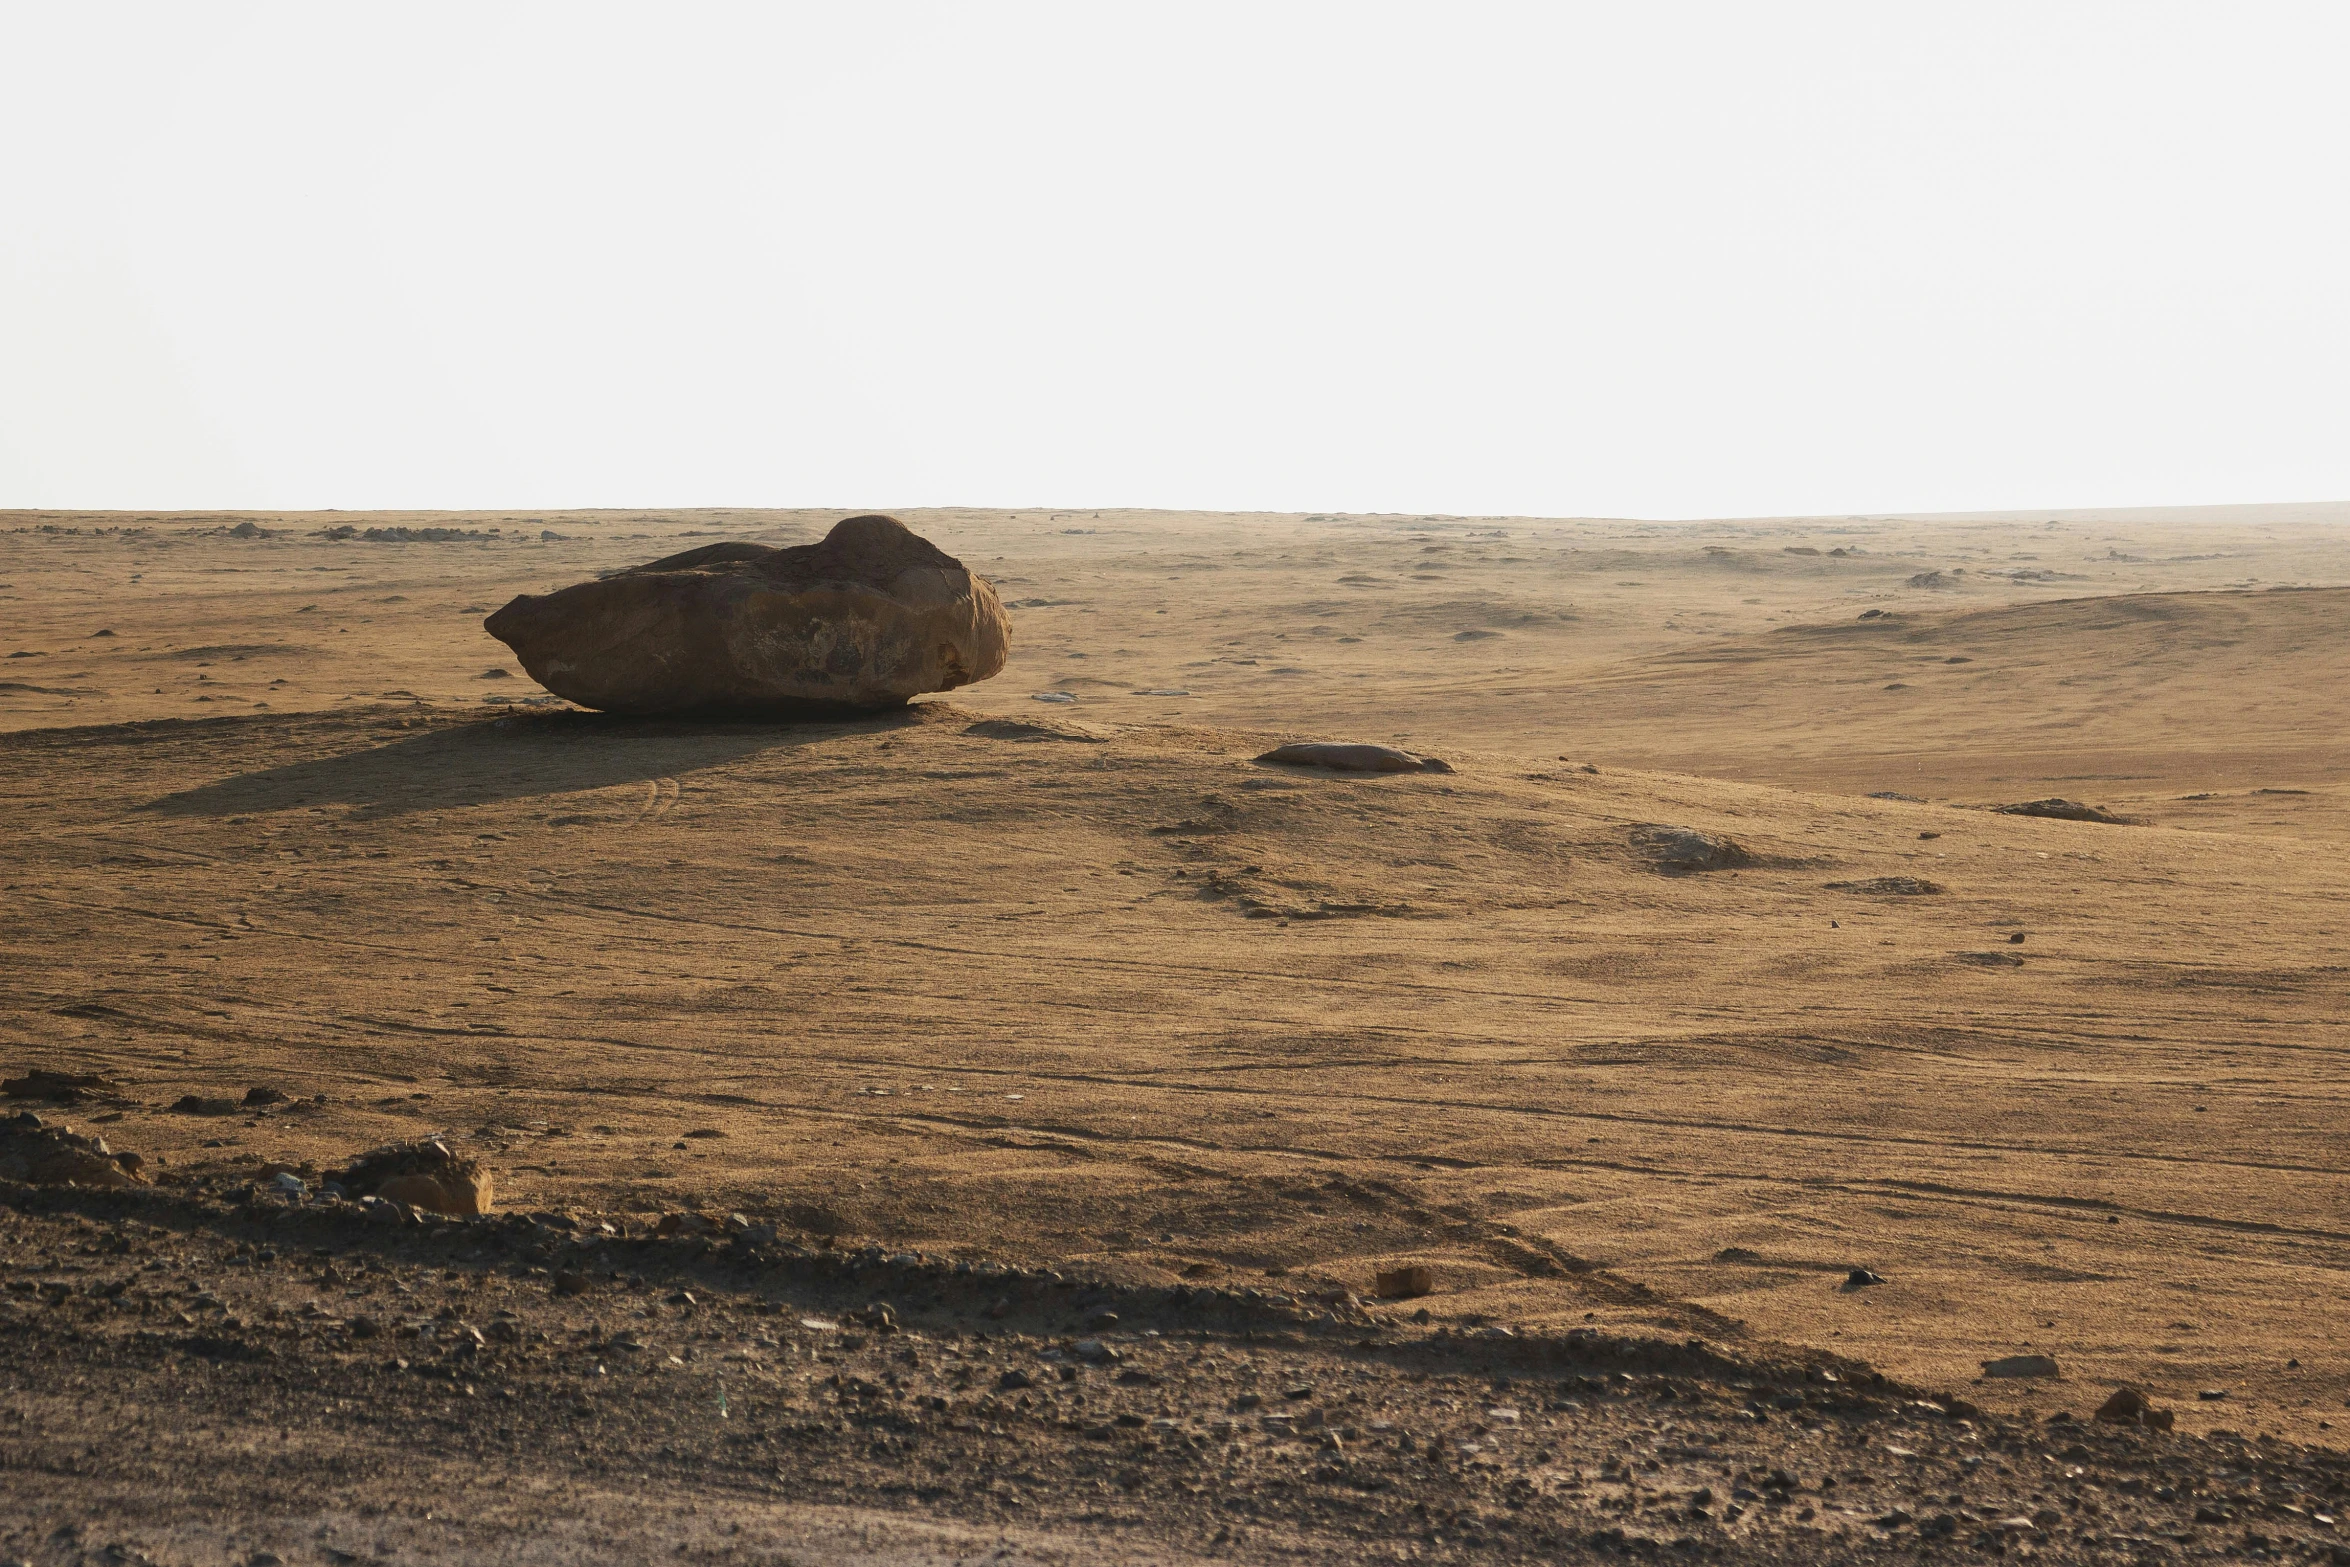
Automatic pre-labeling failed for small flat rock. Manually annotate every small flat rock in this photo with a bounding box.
[1258,742,1452,775]
[2,1069,119,1103]
[2094,1387,2175,1430]
[1991,798,2135,825]
[1374,1264,1435,1300]
[1981,1354,2061,1378]
[1826,877,1945,896]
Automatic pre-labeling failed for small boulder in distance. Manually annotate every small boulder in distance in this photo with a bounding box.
[1633,825,1755,873]
[2094,1387,2175,1431]
[1992,798,2136,825]
[1982,1354,2061,1379]
[1257,742,1452,774]
[1826,877,1945,896]
[485,514,1010,716]
[1374,1264,1436,1300]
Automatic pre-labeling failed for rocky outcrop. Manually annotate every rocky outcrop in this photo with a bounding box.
[0,1111,147,1188]
[331,1137,494,1217]
[485,514,1010,716]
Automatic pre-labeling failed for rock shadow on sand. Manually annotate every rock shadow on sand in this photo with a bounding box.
[139,706,933,820]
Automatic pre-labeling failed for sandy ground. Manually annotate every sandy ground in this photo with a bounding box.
[4,502,2350,1559]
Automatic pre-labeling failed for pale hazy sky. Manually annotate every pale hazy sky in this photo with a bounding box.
[3,4,2345,519]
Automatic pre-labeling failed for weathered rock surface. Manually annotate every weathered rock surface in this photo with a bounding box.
[485,514,1010,716]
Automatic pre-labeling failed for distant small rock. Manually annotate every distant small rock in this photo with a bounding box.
[1258,742,1452,775]
[1713,1247,1764,1263]
[480,668,512,680]
[1981,1354,2061,1379]
[2094,1387,2175,1430]
[1374,1265,1435,1300]
[1844,1268,1887,1288]
[1633,825,1755,873]
[1992,798,2135,825]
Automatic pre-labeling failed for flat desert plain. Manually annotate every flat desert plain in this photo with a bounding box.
[4,502,2349,1561]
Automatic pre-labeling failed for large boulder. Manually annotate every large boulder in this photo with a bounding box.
[485,514,1010,716]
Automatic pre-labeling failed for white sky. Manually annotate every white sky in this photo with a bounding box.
[2,3,2345,519]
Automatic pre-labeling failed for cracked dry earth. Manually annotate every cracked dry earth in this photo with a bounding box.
[10,1184,2350,1567]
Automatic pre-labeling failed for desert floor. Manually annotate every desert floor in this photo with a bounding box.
[3,502,2348,1560]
